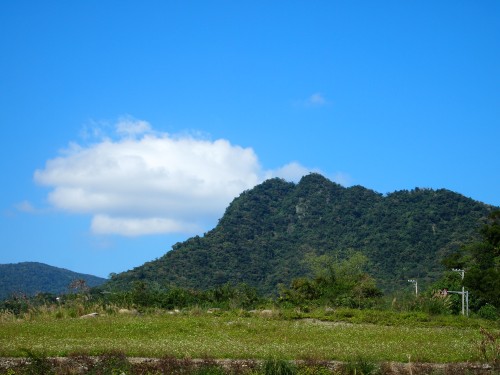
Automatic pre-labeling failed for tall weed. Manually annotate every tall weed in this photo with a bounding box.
[87,351,132,375]
[477,327,500,369]
[262,358,297,375]
[342,356,378,375]
[20,349,54,375]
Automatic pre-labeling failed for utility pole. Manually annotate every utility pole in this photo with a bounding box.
[466,290,469,317]
[408,279,418,296]
[451,268,468,316]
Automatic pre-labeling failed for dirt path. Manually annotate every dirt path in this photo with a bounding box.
[0,356,496,374]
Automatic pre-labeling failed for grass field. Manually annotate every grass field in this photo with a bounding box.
[1,307,497,364]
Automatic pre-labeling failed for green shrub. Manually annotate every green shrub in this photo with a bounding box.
[262,358,297,375]
[477,304,498,320]
[87,351,131,375]
[342,356,377,375]
[296,364,331,375]
[21,349,54,375]
[1,294,31,316]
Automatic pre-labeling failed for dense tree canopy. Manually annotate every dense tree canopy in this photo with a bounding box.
[105,174,497,295]
[279,252,383,308]
[445,211,500,309]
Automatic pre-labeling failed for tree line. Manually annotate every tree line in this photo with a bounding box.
[2,211,498,320]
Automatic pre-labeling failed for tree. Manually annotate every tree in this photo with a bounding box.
[279,251,382,308]
[445,211,500,309]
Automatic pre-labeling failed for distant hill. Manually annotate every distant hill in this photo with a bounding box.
[105,173,497,294]
[0,262,106,300]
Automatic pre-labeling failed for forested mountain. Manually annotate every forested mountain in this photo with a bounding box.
[0,262,106,300]
[106,174,497,294]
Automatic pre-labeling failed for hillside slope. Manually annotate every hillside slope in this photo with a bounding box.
[0,262,106,300]
[106,174,497,294]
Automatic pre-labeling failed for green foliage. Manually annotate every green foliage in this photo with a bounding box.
[444,211,500,309]
[388,285,456,316]
[425,271,463,314]
[342,356,378,375]
[296,364,331,375]
[99,282,263,312]
[0,262,106,301]
[477,304,499,321]
[105,174,496,296]
[413,295,451,316]
[0,309,498,366]
[20,349,54,375]
[86,351,132,375]
[262,358,297,375]
[0,282,264,318]
[0,294,31,315]
[279,252,382,308]
[477,327,500,369]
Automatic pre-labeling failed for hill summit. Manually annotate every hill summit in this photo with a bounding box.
[106,174,496,294]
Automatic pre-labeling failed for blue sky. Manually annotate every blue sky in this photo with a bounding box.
[1,1,499,278]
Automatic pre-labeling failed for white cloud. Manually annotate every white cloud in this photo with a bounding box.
[115,117,152,137]
[34,119,263,236]
[293,93,329,108]
[91,215,200,236]
[268,163,352,187]
[15,200,37,213]
[307,93,327,106]
[33,118,348,236]
[299,92,329,107]
[268,162,319,183]
[332,172,353,187]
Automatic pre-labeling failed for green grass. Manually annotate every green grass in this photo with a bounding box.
[0,308,496,363]
[297,306,497,328]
